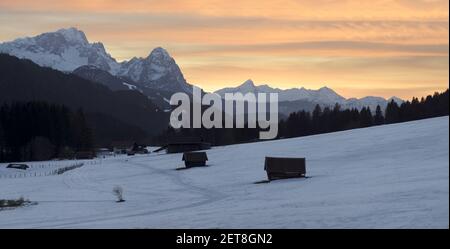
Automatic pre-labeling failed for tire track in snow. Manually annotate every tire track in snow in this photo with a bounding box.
[62,160,159,196]
[1,158,158,228]
[24,155,227,228]
[130,157,226,203]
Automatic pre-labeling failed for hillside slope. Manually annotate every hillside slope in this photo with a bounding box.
[0,54,169,144]
[0,117,448,228]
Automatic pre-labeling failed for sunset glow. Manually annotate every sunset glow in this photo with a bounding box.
[0,0,448,99]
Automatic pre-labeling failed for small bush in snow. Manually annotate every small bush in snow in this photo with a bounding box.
[113,186,125,202]
[0,197,30,209]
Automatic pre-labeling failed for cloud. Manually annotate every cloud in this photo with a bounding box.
[172,41,449,58]
[1,11,447,50]
[0,0,448,20]
[0,0,448,99]
[184,54,448,99]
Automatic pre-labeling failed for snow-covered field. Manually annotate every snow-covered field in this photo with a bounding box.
[0,117,448,228]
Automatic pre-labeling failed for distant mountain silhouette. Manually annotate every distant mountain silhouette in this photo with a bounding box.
[216,79,403,114]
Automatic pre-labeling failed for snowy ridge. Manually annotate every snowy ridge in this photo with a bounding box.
[0,28,191,93]
[117,47,192,93]
[216,79,403,111]
[216,79,345,104]
[0,28,119,73]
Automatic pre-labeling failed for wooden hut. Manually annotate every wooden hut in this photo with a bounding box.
[154,137,211,154]
[264,157,306,181]
[182,152,208,168]
[6,164,29,170]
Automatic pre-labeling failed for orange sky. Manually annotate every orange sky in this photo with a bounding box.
[0,0,448,99]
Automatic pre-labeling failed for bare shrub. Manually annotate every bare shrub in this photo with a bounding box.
[113,186,125,202]
[0,197,29,209]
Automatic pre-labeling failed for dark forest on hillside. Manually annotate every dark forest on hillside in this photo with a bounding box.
[0,54,168,148]
[0,102,93,162]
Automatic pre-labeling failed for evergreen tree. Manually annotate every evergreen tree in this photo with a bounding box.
[359,107,373,127]
[385,100,400,124]
[312,104,322,133]
[373,105,385,125]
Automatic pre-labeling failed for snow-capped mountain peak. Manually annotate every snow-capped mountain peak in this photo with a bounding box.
[148,47,172,61]
[241,79,255,86]
[312,86,346,103]
[215,79,259,96]
[0,28,192,93]
[143,47,177,80]
[318,86,333,93]
[0,27,118,73]
[237,79,257,92]
[55,27,88,45]
[118,46,192,93]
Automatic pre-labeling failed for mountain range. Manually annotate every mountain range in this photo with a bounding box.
[0,27,191,95]
[216,79,403,114]
[0,27,403,116]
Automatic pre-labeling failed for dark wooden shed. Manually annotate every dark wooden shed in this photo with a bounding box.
[182,152,208,168]
[6,164,29,170]
[264,157,306,181]
[167,142,211,153]
[154,137,211,154]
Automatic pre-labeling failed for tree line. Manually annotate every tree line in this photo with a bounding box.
[157,89,449,145]
[0,53,168,148]
[384,90,449,124]
[1,90,447,162]
[0,102,93,162]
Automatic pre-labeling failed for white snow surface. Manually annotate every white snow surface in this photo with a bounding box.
[0,117,448,228]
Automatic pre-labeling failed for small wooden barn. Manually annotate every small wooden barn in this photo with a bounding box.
[154,137,211,154]
[264,157,306,181]
[182,152,208,168]
[6,164,29,170]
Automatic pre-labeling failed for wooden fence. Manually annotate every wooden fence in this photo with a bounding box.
[0,160,102,179]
